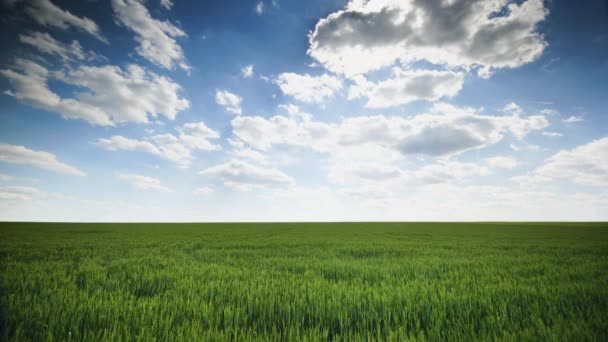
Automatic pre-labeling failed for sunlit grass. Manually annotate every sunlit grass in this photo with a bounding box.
[1,222,607,340]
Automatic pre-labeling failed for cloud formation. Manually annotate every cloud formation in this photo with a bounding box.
[515,138,608,187]
[111,0,189,71]
[349,68,464,108]
[8,0,106,42]
[309,0,548,77]
[0,143,85,176]
[216,89,243,115]
[97,121,221,167]
[200,159,294,191]
[1,59,189,126]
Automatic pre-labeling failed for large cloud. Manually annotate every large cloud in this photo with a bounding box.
[349,68,464,108]
[8,0,106,42]
[200,159,294,191]
[0,143,85,176]
[97,121,220,167]
[231,103,549,156]
[111,0,189,71]
[309,0,548,77]
[1,59,189,126]
[514,138,608,187]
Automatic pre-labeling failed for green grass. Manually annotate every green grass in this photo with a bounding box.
[1,222,607,341]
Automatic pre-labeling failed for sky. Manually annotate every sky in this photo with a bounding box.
[0,0,607,222]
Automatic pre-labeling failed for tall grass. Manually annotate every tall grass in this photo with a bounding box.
[1,222,607,340]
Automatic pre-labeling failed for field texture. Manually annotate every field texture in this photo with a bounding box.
[1,222,607,341]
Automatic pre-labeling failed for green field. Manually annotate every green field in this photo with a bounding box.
[1,222,607,341]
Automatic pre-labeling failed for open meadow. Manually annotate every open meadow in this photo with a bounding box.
[1,222,607,340]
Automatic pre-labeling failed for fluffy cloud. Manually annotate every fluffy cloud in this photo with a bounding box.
[200,159,294,191]
[0,143,85,176]
[241,65,254,78]
[515,138,608,187]
[8,0,106,42]
[1,59,189,126]
[231,103,549,157]
[215,89,243,115]
[19,32,92,62]
[0,186,40,201]
[97,121,221,167]
[111,0,189,71]
[348,68,464,108]
[275,73,342,103]
[308,0,548,77]
[118,174,170,191]
[255,1,264,15]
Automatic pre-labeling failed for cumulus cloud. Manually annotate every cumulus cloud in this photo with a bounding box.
[514,138,608,187]
[111,0,189,71]
[1,59,189,126]
[0,143,85,176]
[231,103,548,157]
[97,121,221,167]
[275,73,342,103]
[215,89,243,115]
[0,186,40,201]
[200,159,294,191]
[308,0,548,77]
[241,65,254,78]
[348,68,464,108]
[255,1,264,14]
[18,32,95,62]
[8,0,106,42]
[118,174,170,191]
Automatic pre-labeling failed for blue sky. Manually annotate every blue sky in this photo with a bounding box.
[0,0,606,221]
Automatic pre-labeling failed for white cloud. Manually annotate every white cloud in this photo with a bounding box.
[193,186,213,195]
[542,131,563,137]
[200,159,294,191]
[118,174,170,191]
[514,137,608,187]
[502,102,524,115]
[215,89,243,115]
[275,73,342,103]
[563,116,583,123]
[0,143,85,176]
[348,68,464,108]
[231,103,548,157]
[241,65,254,78]
[10,0,106,42]
[308,0,548,77]
[255,1,264,14]
[19,32,93,62]
[486,156,518,169]
[111,0,189,70]
[0,186,40,201]
[160,0,173,10]
[97,121,221,167]
[1,59,189,126]
[0,173,13,181]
